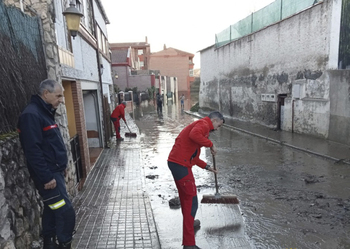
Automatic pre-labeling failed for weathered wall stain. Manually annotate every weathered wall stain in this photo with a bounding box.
[200,0,340,138]
[296,70,323,80]
[317,55,329,68]
[277,72,288,84]
[304,69,323,80]
[296,71,304,80]
[229,89,234,116]
[251,74,258,87]
[259,74,265,81]
[202,67,295,127]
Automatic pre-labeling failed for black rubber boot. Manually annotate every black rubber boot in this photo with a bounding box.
[183,246,201,249]
[58,240,72,249]
[43,236,58,249]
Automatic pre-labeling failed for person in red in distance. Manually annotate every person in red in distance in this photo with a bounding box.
[167,111,225,249]
[110,101,127,141]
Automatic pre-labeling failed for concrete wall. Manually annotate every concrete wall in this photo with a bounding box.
[200,0,341,138]
[114,67,130,91]
[68,38,99,81]
[128,75,152,92]
[328,70,350,145]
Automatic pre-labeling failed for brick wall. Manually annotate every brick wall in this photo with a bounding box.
[149,51,193,98]
[72,81,91,190]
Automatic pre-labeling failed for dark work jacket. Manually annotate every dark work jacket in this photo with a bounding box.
[18,95,68,185]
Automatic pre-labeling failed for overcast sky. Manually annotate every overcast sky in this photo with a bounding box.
[101,0,274,69]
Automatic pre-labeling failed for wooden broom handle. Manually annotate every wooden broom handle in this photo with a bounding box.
[213,155,219,195]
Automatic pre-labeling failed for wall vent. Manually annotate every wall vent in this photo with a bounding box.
[261,93,277,102]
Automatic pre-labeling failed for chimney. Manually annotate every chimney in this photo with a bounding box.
[163,44,166,50]
[145,36,148,43]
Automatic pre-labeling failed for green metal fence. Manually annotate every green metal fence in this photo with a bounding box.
[0,1,47,134]
[215,0,321,48]
[338,0,350,69]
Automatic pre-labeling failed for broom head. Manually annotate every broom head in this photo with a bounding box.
[201,193,239,204]
[125,132,137,137]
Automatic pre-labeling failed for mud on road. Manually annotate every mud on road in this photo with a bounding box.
[132,104,350,249]
[208,126,350,249]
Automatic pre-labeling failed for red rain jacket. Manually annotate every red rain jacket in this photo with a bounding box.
[168,116,214,169]
[111,103,126,123]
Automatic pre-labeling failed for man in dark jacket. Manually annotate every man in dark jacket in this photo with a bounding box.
[18,79,76,249]
[156,92,163,114]
[168,111,224,249]
[110,101,127,141]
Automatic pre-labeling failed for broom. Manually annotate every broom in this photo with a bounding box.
[125,123,137,137]
[201,155,239,204]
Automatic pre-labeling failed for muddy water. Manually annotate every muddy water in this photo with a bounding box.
[132,101,350,249]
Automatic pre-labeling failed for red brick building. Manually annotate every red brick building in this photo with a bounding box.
[149,45,195,98]
[110,39,151,90]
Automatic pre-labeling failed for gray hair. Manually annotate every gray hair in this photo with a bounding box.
[38,79,60,96]
[208,111,225,123]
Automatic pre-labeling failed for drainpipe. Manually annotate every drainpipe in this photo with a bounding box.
[280,0,283,20]
[20,0,24,12]
[292,99,295,133]
[90,0,107,148]
[129,90,134,119]
[126,66,129,89]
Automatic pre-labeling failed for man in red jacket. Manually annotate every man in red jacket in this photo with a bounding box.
[110,101,127,141]
[167,111,225,249]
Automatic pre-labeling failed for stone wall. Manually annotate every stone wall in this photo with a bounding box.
[3,0,77,197]
[1,1,78,248]
[0,135,42,249]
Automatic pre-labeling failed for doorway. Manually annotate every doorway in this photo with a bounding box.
[277,94,287,130]
[83,90,103,166]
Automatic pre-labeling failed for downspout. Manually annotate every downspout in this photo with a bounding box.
[292,99,294,133]
[126,47,130,88]
[126,66,129,89]
[90,0,107,148]
[20,0,24,12]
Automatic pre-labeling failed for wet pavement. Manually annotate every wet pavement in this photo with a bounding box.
[134,103,251,249]
[190,110,350,165]
[72,100,350,249]
[72,117,160,249]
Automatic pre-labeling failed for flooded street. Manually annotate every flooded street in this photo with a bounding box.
[131,100,350,249]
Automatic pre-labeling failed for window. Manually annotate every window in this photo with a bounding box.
[76,0,82,12]
[189,69,194,77]
[96,25,109,57]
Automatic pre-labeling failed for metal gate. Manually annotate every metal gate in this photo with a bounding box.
[103,96,113,143]
[70,134,83,184]
[338,0,350,69]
